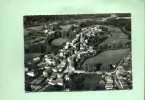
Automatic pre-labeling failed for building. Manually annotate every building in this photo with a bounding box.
[56,77,64,86]
[105,83,114,90]
[33,57,40,62]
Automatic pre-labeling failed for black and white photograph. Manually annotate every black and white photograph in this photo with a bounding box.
[24,13,132,92]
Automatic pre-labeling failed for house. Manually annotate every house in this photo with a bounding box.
[81,28,87,31]
[52,68,58,73]
[72,38,78,44]
[26,71,37,77]
[43,28,48,34]
[80,37,85,43]
[64,45,69,50]
[44,65,52,70]
[117,66,124,71]
[105,83,113,90]
[59,51,64,58]
[57,73,63,78]
[37,62,46,67]
[64,42,72,50]
[87,46,95,54]
[43,24,49,34]
[60,60,67,67]
[33,57,40,63]
[106,79,113,84]
[84,39,88,44]
[56,77,64,86]
[44,57,56,66]
[67,57,75,68]
[116,70,123,79]
[85,31,91,37]
[57,67,64,72]
[43,70,48,77]
[64,74,70,81]
[105,76,113,83]
[48,80,57,86]
[50,72,57,79]
[66,41,72,46]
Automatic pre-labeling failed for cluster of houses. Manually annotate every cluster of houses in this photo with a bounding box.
[114,53,132,89]
[25,25,104,91]
[25,23,132,91]
[102,52,132,90]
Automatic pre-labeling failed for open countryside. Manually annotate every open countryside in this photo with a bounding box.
[24,13,132,92]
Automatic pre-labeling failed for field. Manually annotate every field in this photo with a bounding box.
[51,38,69,46]
[82,48,130,68]
[25,53,42,63]
[99,26,130,46]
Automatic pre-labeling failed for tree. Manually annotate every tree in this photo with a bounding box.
[125,21,131,31]
[99,80,105,89]
[79,21,87,27]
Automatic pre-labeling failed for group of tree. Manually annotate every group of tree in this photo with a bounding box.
[24,13,131,28]
[88,35,108,47]
[99,26,108,32]
[106,18,131,28]
[120,26,131,40]
[25,42,46,53]
[61,25,81,40]
[24,14,113,28]
[79,20,98,28]
[81,63,98,72]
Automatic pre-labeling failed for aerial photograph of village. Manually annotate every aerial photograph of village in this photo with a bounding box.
[24,13,132,92]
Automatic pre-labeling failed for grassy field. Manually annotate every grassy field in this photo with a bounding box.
[25,53,43,63]
[82,48,130,67]
[27,25,43,31]
[51,38,68,46]
[99,26,130,46]
[24,25,44,37]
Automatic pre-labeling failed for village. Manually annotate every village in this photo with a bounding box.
[24,14,132,92]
